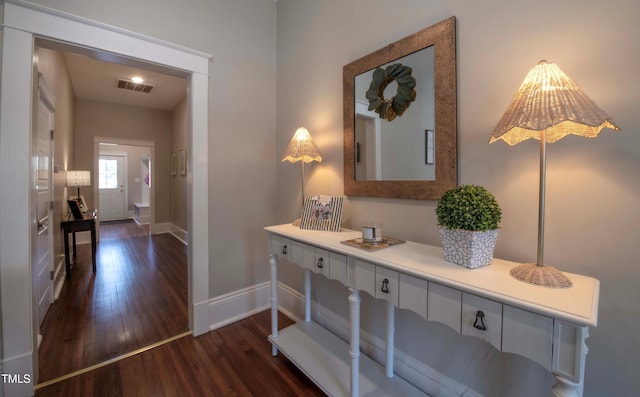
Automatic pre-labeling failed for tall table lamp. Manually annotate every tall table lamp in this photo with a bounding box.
[67,170,91,199]
[282,127,322,211]
[490,60,619,288]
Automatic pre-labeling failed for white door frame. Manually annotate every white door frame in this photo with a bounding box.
[95,137,155,230]
[0,1,211,392]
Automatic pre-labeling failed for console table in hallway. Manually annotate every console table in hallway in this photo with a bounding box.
[61,210,97,278]
[265,223,599,397]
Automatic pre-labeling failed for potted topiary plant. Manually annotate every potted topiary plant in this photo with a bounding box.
[435,184,502,268]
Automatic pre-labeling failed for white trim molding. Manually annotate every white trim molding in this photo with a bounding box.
[1,1,211,392]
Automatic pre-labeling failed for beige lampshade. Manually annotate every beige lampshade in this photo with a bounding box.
[489,60,619,145]
[282,127,322,163]
[66,170,91,187]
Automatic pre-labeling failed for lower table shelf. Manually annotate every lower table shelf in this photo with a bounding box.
[269,321,428,397]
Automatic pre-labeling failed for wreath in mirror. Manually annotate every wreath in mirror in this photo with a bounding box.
[365,63,417,121]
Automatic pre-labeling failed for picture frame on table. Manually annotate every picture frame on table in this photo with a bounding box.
[299,195,344,232]
[69,195,88,212]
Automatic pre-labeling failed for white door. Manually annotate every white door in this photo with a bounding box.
[33,74,55,328]
[99,155,126,220]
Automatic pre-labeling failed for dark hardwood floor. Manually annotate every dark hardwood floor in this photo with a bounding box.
[35,311,325,397]
[37,220,323,396]
[38,220,189,383]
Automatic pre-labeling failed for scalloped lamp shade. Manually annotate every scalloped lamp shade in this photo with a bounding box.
[490,60,619,145]
[282,127,323,164]
[490,60,619,288]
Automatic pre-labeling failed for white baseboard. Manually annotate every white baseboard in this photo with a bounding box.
[150,222,174,235]
[53,255,66,299]
[208,282,271,331]
[169,224,188,245]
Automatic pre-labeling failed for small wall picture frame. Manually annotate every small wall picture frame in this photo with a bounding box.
[299,195,344,232]
[178,149,187,175]
[426,129,434,165]
[171,152,177,176]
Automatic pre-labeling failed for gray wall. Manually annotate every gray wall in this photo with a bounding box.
[276,0,639,396]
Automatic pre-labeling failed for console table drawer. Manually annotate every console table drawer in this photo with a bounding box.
[348,259,399,305]
[287,239,347,283]
[462,293,502,351]
[269,234,292,260]
[503,305,553,370]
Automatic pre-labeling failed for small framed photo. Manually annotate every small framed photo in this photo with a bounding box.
[171,153,177,176]
[425,129,434,165]
[67,199,83,220]
[299,195,344,232]
[178,149,186,175]
[70,195,88,212]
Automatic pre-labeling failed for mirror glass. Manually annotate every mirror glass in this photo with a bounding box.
[343,16,457,200]
[354,47,435,181]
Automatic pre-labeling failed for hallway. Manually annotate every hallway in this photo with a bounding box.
[38,221,188,383]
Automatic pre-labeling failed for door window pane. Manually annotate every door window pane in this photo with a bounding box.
[99,159,118,189]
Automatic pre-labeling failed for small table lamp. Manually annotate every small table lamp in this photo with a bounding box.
[67,170,91,199]
[282,127,322,211]
[490,60,619,288]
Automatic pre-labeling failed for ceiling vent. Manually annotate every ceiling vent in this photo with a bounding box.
[115,79,154,93]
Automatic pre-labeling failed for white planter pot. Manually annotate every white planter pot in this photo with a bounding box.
[437,226,499,269]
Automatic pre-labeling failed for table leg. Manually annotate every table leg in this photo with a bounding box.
[91,222,97,274]
[64,227,71,278]
[349,288,360,397]
[304,269,311,322]
[385,300,395,378]
[270,254,279,356]
[72,231,77,258]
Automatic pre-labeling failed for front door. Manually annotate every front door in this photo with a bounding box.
[99,155,126,221]
[33,74,55,329]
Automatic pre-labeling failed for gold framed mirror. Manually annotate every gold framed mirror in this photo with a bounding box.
[343,16,457,200]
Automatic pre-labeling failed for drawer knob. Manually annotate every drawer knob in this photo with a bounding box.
[317,257,324,269]
[473,310,487,331]
[282,245,288,255]
[381,278,390,294]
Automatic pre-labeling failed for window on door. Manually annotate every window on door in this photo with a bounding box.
[99,158,119,189]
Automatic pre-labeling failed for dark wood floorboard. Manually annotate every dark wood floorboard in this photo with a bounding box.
[35,311,325,397]
[38,220,188,382]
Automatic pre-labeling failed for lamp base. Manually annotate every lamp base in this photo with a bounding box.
[510,263,572,288]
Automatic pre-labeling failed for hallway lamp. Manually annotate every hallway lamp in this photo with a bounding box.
[282,127,322,212]
[490,60,619,288]
[66,170,91,199]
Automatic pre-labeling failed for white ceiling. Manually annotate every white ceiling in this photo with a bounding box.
[63,52,188,111]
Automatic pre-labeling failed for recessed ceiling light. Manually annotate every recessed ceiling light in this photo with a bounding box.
[131,76,144,84]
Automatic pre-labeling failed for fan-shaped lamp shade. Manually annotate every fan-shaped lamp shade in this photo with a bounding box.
[282,127,322,163]
[67,170,91,187]
[489,60,619,145]
[489,60,619,288]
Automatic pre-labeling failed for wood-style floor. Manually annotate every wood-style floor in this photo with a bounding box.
[35,311,325,396]
[38,220,189,383]
[36,220,323,396]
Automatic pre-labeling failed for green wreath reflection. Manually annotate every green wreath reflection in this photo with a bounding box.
[365,63,416,121]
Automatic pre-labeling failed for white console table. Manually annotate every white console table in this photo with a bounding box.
[265,224,599,397]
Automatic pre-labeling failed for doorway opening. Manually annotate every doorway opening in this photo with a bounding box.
[0,3,211,393]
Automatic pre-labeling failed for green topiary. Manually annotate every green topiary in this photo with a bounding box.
[436,185,502,231]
